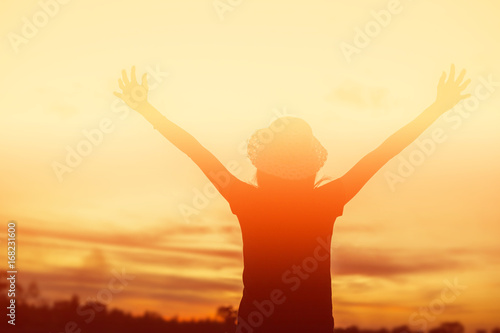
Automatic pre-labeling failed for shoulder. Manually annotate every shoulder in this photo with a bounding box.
[315,178,345,197]
[224,178,257,214]
[314,178,348,216]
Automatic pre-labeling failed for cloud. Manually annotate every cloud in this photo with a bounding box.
[21,222,217,253]
[14,218,499,314]
[20,266,241,306]
[331,247,474,278]
[76,248,112,282]
[19,221,494,282]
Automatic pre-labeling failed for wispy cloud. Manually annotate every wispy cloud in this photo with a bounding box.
[332,247,475,278]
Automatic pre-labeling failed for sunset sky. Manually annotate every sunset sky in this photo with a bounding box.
[1,0,499,331]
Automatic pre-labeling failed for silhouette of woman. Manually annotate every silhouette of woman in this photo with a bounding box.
[114,65,470,333]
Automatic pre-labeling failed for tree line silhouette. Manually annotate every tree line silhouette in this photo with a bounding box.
[1,279,498,333]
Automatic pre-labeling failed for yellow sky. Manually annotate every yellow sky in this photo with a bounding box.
[1,0,500,331]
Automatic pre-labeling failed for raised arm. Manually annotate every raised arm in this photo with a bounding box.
[114,67,241,199]
[338,64,471,204]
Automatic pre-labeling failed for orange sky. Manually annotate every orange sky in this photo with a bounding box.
[1,0,499,332]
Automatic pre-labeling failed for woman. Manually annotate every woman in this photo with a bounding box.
[114,65,470,332]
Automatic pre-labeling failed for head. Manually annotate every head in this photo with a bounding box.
[247,116,328,191]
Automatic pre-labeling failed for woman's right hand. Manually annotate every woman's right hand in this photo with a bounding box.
[114,66,150,111]
[434,64,471,112]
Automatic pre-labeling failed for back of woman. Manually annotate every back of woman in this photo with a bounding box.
[228,179,345,332]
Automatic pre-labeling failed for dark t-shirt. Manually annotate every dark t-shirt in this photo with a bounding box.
[226,179,346,333]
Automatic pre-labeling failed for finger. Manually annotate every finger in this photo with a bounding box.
[459,78,471,91]
[122,69,129,85]
[448,64,455,83]
[113,91,123,99]
[455,68,466,84]
[459,93,471,100]
[118,79,125,90]
[438,71,446,87]
[131,66,137,83]
[141,73,148,89]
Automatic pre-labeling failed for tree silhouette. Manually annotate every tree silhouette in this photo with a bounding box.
[1,279,496,333]
[430,322,465,333]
